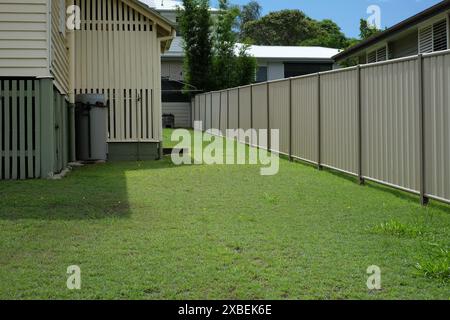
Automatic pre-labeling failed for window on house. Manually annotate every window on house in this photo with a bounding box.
[419,19,448,53]
[367,46,387,63]
[256,66,268,83]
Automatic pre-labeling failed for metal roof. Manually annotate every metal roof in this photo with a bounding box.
[139,0,218,11]
[162,37,340,61]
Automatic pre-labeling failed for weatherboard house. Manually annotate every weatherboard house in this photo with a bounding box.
[334,0,450,64]
[0,0,175,180]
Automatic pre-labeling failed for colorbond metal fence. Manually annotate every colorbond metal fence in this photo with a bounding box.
[192,50,450,206]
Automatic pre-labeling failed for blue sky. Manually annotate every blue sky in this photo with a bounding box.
[212,0,443,38]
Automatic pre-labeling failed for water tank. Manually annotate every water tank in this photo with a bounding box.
[75,94,108,161]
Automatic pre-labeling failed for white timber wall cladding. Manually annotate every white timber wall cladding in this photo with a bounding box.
[0,0,49,77]
[51,0,70,94]
[193,50,450,206]
[74,0,160,142]
[162,102,191,128]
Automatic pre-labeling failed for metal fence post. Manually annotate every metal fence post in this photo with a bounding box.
[202,93,208,131]
[289,78,293,161]
[317,73,322,170]
[267,82,271,151]
[227,89,230,131]
[357,65,365,185]
[219,92,222,133]
[250,84,254,146]
[237,87,241,130]
[210,93,213,130]
[418,54,429,206]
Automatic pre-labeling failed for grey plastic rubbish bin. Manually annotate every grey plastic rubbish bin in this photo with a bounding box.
[75,94,108,161]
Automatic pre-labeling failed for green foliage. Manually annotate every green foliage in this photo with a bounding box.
[238,0,262,40]
[180,0,256,92]
[179,0,213,92]
[415,243,449,283]
[212,0,241,89]
[235,44,257,86]
[243,10,317,46]
[359,18,381,40]
[299,19,349,49]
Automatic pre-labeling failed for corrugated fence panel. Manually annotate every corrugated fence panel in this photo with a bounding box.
[269,80,290,155]
[194,95,200,127]
[291,75,318,163]
[362,59,420,192]
[211,92,221,130]
[220,91,228,134]
[321,69,359,174]
[424,53,450,201]
[199,94,206,130]
[238,86,252,143]
[0,79,40,180]
[251,83,268,149]
[205,93,212,131]
[228,89,239,135]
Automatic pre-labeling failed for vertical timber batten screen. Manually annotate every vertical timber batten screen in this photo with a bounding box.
[0,79,40,180]
[74,0,159,143]
[193,50,450,206]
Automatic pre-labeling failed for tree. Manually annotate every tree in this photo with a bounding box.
[211,0,257,90]
[243,10,317,46]
[239,0,262,40]
[178,0,213,92]
[359,18,381,40]
[235,44,257,86]
[300,19,349,49]
[212,0,240,89]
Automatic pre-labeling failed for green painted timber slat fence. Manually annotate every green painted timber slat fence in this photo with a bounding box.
[0,78,73,180]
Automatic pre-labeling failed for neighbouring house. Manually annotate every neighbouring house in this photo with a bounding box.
[0,0,175,180]
[333,0,450,64]
[146,0,339,128]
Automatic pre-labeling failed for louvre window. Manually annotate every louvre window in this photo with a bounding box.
[367,46,387,63]
[367,51,377,63]
[419,19,448,53]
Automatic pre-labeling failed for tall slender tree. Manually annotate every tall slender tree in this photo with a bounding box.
[212,0,241,89]
[179,0,213,92]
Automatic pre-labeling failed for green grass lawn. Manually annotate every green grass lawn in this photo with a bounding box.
[0,130,448,299]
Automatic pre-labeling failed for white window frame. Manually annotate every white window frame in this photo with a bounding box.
[366,43,389,63]
[417,13,449,53]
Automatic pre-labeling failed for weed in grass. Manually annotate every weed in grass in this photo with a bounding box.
[415,243,450,283]
[262,193,280,205]
[369,220,425,238]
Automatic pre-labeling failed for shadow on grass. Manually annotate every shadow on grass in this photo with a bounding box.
[0,159,184,221]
